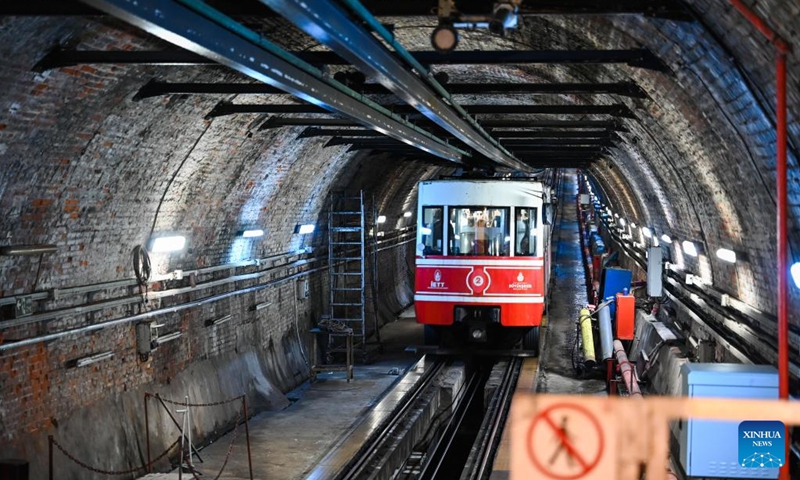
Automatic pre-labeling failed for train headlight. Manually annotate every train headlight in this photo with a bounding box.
[471,328,485,340]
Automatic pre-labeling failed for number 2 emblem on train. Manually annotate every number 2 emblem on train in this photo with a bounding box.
[414,177,554,354]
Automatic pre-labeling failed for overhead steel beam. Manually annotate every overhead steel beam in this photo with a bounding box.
[34,48,668,72]
[299,128,386,138]
[299,127,618,140]
[500,139,614,147]
[503,147,608,154]
[494,130,613,139]
[325,137,613,148]
[206,102,635,118]
[76,0,463,162]
[259,117,627,131]
[5,0,691,19]
[132,79,649,100]
[485,120,626,130]
[259,0,529,171]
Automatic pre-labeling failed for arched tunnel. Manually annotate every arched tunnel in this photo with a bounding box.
[0,1,798,479]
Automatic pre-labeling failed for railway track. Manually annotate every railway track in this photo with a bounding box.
[309,355,529,480]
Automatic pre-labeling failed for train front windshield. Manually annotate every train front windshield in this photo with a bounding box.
[421,205,539,257]
[448,207,510,256]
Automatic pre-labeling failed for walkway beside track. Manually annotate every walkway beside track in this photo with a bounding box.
[139,313,423,480]
[535,169,606,394]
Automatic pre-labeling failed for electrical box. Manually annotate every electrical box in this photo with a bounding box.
[135,322,153,359]
[677,363,779,479]
[297,279,310,299]
[599,268,632,316]
[615,293,635,340]
[647,246,663,297]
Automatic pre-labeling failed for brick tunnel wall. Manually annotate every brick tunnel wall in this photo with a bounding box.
[0,16,449,478]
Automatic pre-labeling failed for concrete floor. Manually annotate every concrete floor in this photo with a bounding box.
[535,171,607,395]
[141,312,424,480]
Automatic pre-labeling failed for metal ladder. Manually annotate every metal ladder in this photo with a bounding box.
[327,190,379,361]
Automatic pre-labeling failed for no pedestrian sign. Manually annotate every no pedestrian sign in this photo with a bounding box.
[511,398,617,480]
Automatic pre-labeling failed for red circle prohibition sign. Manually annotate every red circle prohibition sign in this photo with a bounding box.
[526,402,604,479]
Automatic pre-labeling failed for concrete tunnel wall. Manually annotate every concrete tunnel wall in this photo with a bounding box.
[0,1,798,477]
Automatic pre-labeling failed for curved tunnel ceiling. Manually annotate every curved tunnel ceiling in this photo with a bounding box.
[0,0,797,324]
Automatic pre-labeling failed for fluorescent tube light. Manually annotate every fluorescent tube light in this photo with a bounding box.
[154,331,182,345]
[206,314,233,327]
[377,215,387,224]
[403,211,412,218]
[253,302,272,311]
[296,224,315,234]
[241,229,264,238]
[76,351,114,367]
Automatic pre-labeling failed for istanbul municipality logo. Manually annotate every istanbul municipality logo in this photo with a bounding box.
[738,421,785,468]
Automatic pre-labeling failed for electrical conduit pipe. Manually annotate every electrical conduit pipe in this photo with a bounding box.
[579,308,596,368]
[613,340,641,398]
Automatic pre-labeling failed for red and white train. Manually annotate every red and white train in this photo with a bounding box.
[414,178,552,354]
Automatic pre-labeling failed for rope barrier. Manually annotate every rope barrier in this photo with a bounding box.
[149,392,244,408]
[51,436,180,475]
[50,392,251,478]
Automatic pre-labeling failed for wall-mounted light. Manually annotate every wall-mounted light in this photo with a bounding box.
[154,331,182,345]
[295,224,315,234]
[150,236,186,253]
[253,301,273,311]
[75,351,114,367]
[716,248,737,263]
[641,227,652,238]
[403,211,413,218]
[791,263,800,289]
[0,244,57,256]
[240,229,264,238]
[377,215,387,224]
[619,218,626,227]
[630,222,637,229]
[205,314,232,327]
[661,234,672,243]
[420,227,432,235]
[682,241,698,257]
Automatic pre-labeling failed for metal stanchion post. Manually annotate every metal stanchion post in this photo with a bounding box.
[144,393,151,472]
[48,435,53,480]
[243,396,254,480]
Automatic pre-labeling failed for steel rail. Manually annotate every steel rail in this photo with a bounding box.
[465,358,523,480]
[259,0,530,172]
[339,358,448,480]
[78,0,465,162]
[417,370,487,480]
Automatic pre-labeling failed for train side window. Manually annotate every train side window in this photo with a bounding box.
[515,207,538,256]
[420,206,444,255]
